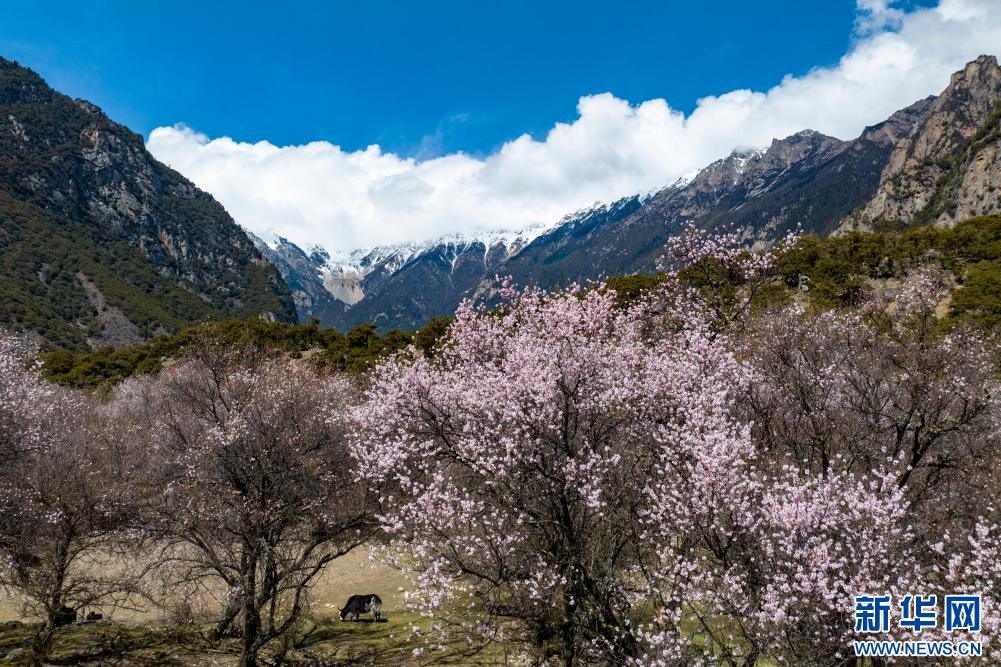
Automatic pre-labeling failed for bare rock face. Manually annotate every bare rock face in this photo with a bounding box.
[947,136,1001,219]
[859,56,1001,226]
[75,272,145,348]
[677,130,847,222]
[324,276,365,306]
[249,233,340,321]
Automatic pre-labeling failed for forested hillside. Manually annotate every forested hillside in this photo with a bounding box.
[0,57,295,350]
[41,213,1001,389]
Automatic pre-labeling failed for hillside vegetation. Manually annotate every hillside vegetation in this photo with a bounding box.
[0,191,289,352]
[0,57,296,351]
[40,316,454,388]
[40,215,1001,388]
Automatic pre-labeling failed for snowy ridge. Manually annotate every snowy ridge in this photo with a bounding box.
[324,242,426,279]
[290,225,551,286]
[253,145,779,311]
[554,195,644,230]
[669,169,700,190]
[257,146,780,299]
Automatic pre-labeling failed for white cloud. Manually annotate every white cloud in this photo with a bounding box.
[146,0,1001,253]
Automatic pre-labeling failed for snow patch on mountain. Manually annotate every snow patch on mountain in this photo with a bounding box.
[253,225,556,307]
[670,169,700,190]
[320,226,547,279]
[554,195,645,231]
[731,148,766,180]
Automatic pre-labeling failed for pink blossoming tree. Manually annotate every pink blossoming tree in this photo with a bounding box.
[0,332,146,664]
[352,283,764,663]
[131,343,376,667]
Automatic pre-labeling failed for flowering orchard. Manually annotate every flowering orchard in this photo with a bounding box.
[126,342,376,667]
[351,282,760,662]
[2,227,1001,665]
[353,228,1001,665]
[0,332,146,662]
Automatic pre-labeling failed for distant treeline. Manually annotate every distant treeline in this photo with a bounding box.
[41,214,1001,388]
[41,316,453,388]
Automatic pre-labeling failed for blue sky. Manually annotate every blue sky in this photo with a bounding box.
[1,0,874,156]
[0,0,989,252]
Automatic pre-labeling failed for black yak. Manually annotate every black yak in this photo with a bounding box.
[338,594,382,621]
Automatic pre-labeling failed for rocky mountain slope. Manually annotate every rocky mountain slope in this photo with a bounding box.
[325,230,539,331]
[261,56,1001,333]
[493,97,939,290]
[0,57,296,349]
[250,232,337,321]
[850,55,1001,228]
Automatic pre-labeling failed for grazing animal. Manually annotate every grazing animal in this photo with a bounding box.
[339,594,382,621]
[52,605,76,627]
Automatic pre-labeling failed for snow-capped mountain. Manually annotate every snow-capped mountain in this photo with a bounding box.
[253,226,548,330]
[256,57,1001,334]
[251,132,860,330]
[323,227,545,282]
[250,126,893,331]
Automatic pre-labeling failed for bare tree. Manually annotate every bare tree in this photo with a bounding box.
[0,335,146,664]
[133,343,376,667]
[744,270,1000,505]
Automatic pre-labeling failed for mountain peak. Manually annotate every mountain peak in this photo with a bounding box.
[852,55,1001,227]
[950,55,1000,87]
[937,54,1001,121]
[306,244,330,267]
[780,128,824,140]
[758,130,845,171]
[0,57,54,105]
[769,128,841,150]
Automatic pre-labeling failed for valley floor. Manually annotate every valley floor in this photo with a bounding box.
[0,549,525,666]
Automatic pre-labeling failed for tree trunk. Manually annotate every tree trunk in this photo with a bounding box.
[212,597,241,639]
[30,622,55,667]
[240,596,262,667]
[561,633,576,667]
[560,589,580,667]
[238,641,261,667]
[238,539,261,666]
[32,563,68,666]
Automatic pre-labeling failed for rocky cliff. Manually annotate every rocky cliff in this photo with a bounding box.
[852,55,1001,227]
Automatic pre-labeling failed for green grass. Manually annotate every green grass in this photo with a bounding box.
[0,614,524,666]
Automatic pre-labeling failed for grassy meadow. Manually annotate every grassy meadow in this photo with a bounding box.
[0,550,528,666]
